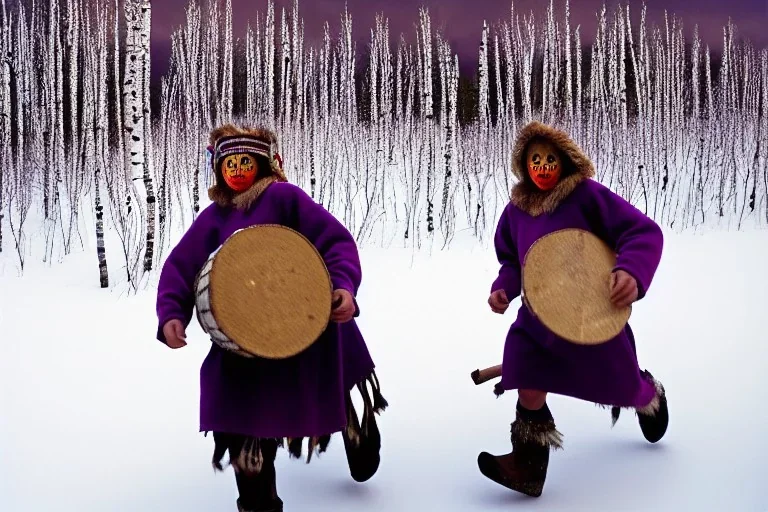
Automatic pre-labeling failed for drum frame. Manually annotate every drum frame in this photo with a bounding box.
[193,224,333,359]
[520,228,632,345]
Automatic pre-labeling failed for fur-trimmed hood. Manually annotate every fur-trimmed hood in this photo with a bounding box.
[510,121,595,216]
[207,123,288,211]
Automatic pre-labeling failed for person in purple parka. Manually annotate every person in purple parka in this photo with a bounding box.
[477,121,669,497]
[155,124,387,512]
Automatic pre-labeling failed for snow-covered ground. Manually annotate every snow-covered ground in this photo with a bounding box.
[1,227,766,511]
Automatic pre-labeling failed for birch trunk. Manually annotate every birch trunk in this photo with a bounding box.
[121,0,148,286]
[0,0,8,253]
[140,0,155,272]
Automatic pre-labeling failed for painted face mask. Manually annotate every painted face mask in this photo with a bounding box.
[222,153,258,192]
[526,140,562,191]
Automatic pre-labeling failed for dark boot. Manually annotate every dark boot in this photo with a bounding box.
[234,458,283,512]
[212,433,284,512]
[341,372,388,483]
[636,370,668,443]
[608,370,668,443]
[477,401,563,497]
[236,493,283,512]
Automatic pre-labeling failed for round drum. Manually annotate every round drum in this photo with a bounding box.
[194,224,332,359]
[521,228,632,345]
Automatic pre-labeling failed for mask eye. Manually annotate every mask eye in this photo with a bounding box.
[532,153,541,165]
[241,156,250,166]
[226,159,234,168]
[546,154,556,164]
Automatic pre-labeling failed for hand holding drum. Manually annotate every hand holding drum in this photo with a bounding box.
[475,229,636,385]
[331,289,356,323]
[489,269,638,315]
[609,269,638,308]
[519,228,634,345]
[185,224,351,359]
[163,286,353,351]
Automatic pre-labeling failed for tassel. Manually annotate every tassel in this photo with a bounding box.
[235,437,264,474]
[212,437,228,471]
[367,372,389,413]
[345,391,362,448]
[287,437,303,459]
[611,406,621,427]
[306,437,318,463]
[318,434,331,453]
[494,382,505,397]
[357,381,374,437]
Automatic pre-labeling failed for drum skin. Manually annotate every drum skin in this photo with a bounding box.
[521,228,632,345]
[195,224,333,359]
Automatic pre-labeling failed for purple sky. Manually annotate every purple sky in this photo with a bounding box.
[150,0,767,79]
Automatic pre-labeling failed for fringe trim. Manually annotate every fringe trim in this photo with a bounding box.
[344,370,388,449]
[210,370,387,473]
[234,437,277,474]
[511,416,564,451]
[209,434,283,474]
[285,435,332,464]
[596,370,666,427]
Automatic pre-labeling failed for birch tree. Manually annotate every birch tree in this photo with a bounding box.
[1,0,766,278]
[93,1,110,287]
[0,0,9,254]
[120,0,151,287]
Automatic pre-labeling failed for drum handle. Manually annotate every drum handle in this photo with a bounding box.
[471,364,502,385]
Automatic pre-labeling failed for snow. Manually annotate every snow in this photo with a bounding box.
[1,227,767,511]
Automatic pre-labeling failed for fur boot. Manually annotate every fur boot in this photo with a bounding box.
[236,494,282,512]
[233,462,283,512]
[477,401,563,497]
[609,370,669,443]
[635,370,668,443]
[212,434,284,512]
[341,372,388,482]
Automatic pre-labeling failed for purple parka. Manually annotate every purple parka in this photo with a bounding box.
[491,121,664,409]
[156,181,376,439]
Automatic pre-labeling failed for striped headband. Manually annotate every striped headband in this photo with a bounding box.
[210,135,273,171]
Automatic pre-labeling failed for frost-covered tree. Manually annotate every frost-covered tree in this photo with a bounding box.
[0,0,765,279]
[0,0,9,254]
[119,0,153,287]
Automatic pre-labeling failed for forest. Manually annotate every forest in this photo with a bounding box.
[0,0,765,290]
